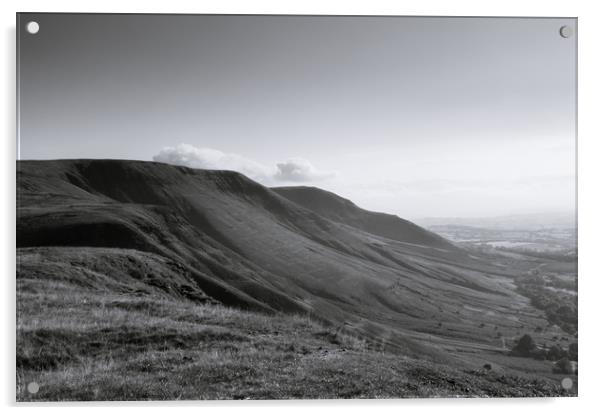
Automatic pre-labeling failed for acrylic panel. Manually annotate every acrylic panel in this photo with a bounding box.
[16,13,577,401]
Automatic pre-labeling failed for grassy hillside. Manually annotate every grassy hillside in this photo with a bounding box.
[16,160,577,400]
[17,160,550,350]
[17,248,572,400]
[272,186,453,250]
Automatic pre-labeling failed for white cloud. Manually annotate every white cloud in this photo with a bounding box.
[153,144,272,182]
[153,144,335,184]
[274,158,336,182]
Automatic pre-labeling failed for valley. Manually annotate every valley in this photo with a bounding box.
[16,159,577,400]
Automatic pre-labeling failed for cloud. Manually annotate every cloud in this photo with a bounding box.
[274,158,336,182]
[153,144,272,182]
[153,144,335,184]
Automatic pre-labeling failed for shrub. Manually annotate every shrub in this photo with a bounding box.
[512,334,536,356]
[553,357,574,374]
[546,345,565,361]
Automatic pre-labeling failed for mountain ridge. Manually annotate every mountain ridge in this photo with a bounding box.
[272,185,453,250]
[17,159,553,363]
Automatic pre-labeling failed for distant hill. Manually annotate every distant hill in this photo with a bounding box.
[415,212,576,231]
[17,159,554,362]
[273,186,453,250]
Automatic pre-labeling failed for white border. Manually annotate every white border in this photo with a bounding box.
[2,1,601,414]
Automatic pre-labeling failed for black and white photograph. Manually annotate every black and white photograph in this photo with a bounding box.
[16,13,577,401]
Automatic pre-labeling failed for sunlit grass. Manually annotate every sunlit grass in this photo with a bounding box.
[17,278,573,400]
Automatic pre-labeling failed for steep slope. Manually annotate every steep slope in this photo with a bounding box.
[17,159,553,364]
[273,186,453,250]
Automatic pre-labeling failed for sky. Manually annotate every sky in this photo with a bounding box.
[18,14,576,219]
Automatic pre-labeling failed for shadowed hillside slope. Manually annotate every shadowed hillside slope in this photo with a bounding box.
[273,186,452,250]
[17,159,559,365]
